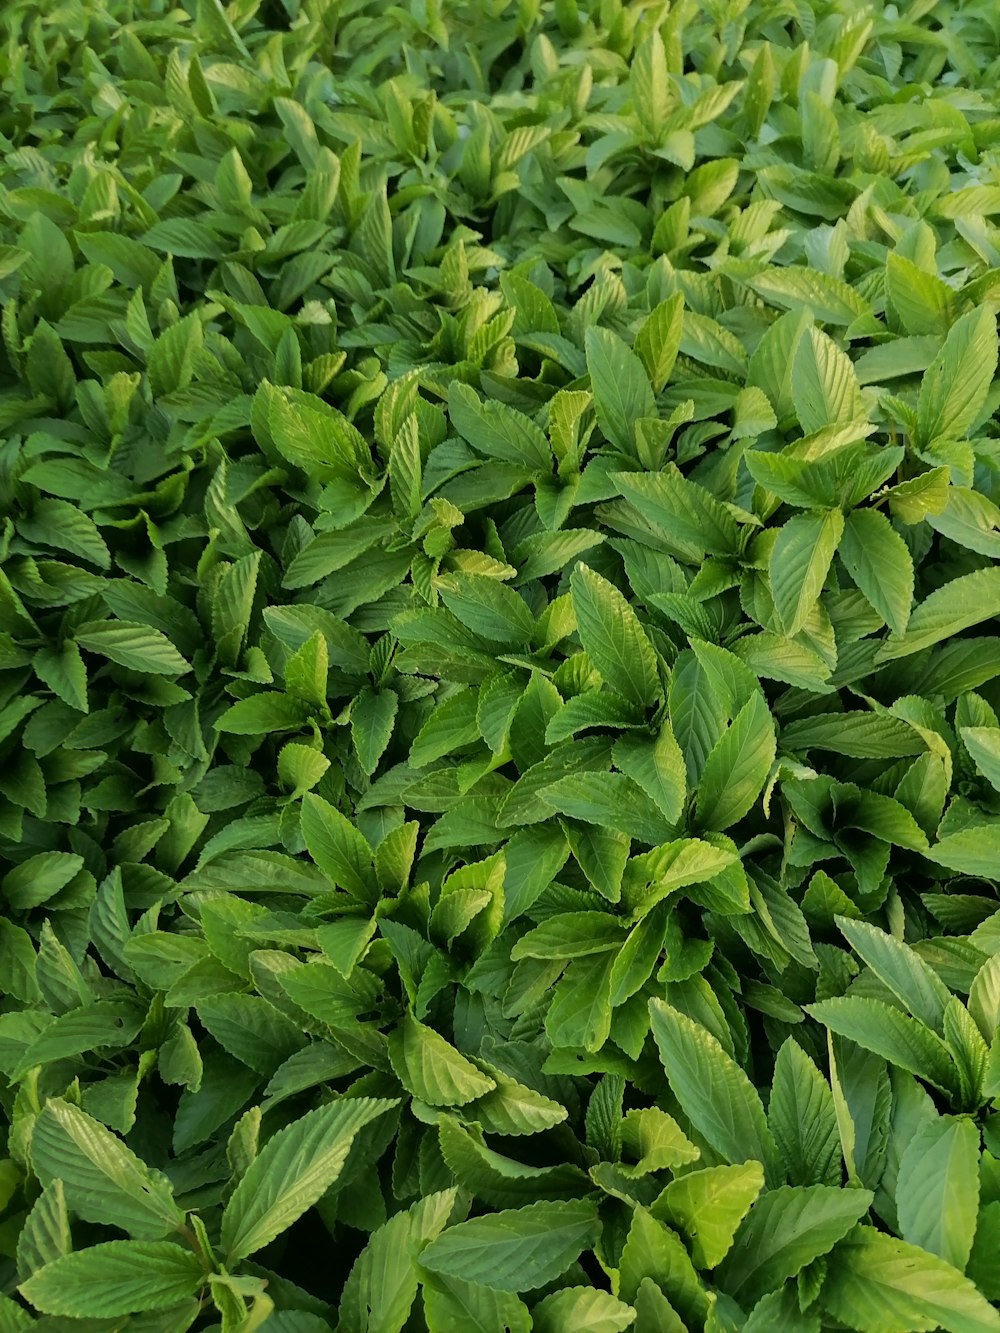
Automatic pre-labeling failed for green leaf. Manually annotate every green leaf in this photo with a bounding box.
[886,252,954,336]
[571,563,659,708]
[632,28,670,140]
[717,1185,874,1305]
[960,727,1000,794]
[769,508,844,636]
[545,952,616,1052]
[585,326,655,455]
[300,792,377,903]
[421,1275,531,1333]
[30,1099,185,1240]
[649,999,779,1184]
[806,997,958,1097]
[532,1285,635,1333]
[916,306,999,447]
[351,687,397,775]
[613,724,686,825]
[668,647,729,781]
[339,1190,456,1333]
[419,1199,601,1293]
[438,1117,590,1206]
[74,621,190,675]
[215,692,313,735]
[19,1241,203,1318]
[438,574,535,645]
[895,1116,980,1269]
[3,852,84,911]
[780,712,926,758]
[221,1097,396,1263]
[611,467,742,559]
[448,382,550,472]
[835,917,951,1033]
[540,771,674,845]
[636,295,684,393]
[12,1000,143,1079]
[33,641,88,712]
[695,691,776,831]
[511,912,626,960]
[195,993,305,1075]
[792,327,865,431]
[387,1013,496,1106]
[838,509,914,635]
[651,1162,764,1268]
[822,1225,1000,1333]
[768,1038,842,1186]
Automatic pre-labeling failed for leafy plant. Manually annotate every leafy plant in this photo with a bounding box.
[1,0,1000,1328]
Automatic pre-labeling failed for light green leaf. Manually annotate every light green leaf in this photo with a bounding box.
[351,687,397,776]
[75,621,190,676]
[338,1190,456,1333]
[421,1274,531,1333]
[613,724,686,825]
[19,1241,203,1318]
[835,916,950,1032]
[769,508,844,636]
[215,692,313,735]
[651,1162,764,1268]
[438,574,535,645]
[636,294,684,393]
[960,727,1000,794]
[806,997,958,1097]
[586,326,655,455]
[792,327,865,431]
[33,642,88,712]
[387,1013,496,1106]
[533,1286,635,1333]
[717,1185,874,1305]
[839,509,914,635]
[571,563,659,708]
[419,1199,601,1293]
[822,1225,1000,1333]
[896,1116,980,1269]
[695,692,776,832]
[617,1206,705,1322]
[969,953,1000,1044]
[300,792,377,902]
[768,1038,842,1186]
[448,382,550,472]
[619,1106,700,1176]
[924,827,1000,878]
[611,467,742,559]
[30,1099,185,1240]
[747,269,868,326]
[916,305,998,447]
[221,1097,396,1263]
[649,999,779,1184]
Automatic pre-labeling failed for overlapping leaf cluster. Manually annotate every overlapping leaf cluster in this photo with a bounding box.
[2,0,1000,1328]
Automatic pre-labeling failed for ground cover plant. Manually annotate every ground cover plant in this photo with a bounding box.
[2,0,1000,1327]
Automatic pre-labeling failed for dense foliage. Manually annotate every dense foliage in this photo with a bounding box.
[2,0,1000,1328]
